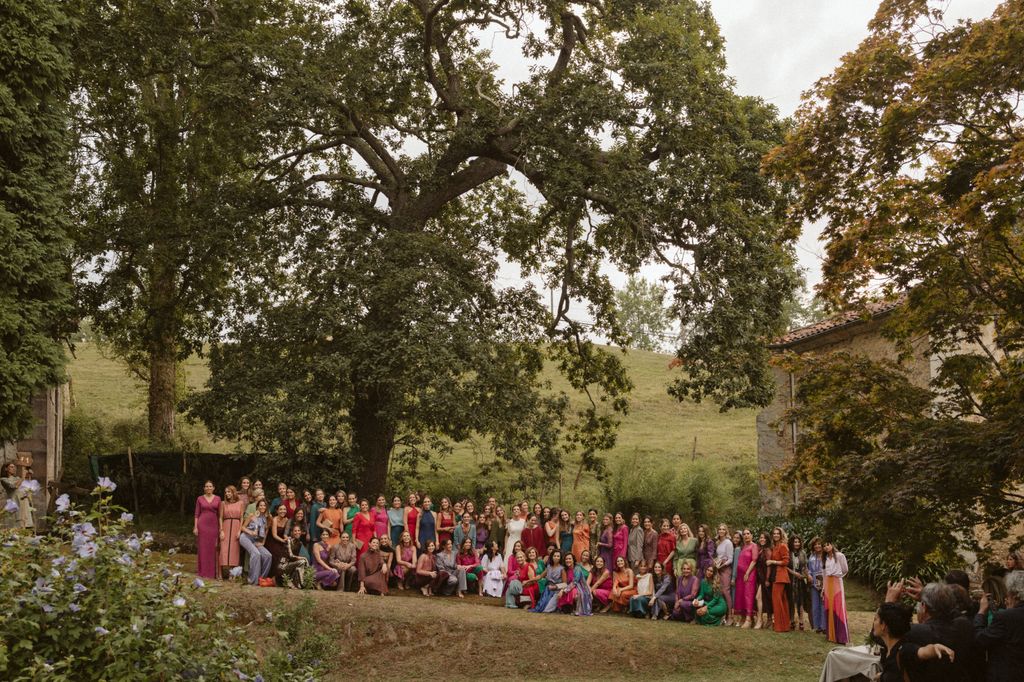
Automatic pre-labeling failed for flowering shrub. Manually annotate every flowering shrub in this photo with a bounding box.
[0,481,319,681]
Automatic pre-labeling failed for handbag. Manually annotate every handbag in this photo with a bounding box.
[258,577,276,587]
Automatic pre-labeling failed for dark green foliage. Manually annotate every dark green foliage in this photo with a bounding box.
[768,0,1024,565]
[190,0,798,493]
[0,0,73,441]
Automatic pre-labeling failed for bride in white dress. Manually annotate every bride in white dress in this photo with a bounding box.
[504,503,526,559]
[480,542,506,597]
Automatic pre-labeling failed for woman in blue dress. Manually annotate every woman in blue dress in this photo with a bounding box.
[416,495,438,550]
[387,495,405,547]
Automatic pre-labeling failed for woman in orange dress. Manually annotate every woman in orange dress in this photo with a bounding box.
[766,526,791,632]
[218,485,246,577]
[571,511,590,561]
[317,495,344,548]
[606,556,636,613]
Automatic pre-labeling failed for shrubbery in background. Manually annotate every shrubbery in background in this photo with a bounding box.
[0,482,321,681]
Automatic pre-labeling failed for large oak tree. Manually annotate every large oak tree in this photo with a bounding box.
[190,0,798,494]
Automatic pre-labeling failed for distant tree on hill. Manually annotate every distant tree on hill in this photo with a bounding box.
[0,0,73,441]
[615,277,671,352]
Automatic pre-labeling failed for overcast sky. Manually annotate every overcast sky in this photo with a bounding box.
[709,0,999,290]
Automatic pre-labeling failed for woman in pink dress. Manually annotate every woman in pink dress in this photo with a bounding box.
[218,485,245,577]
[589,555,613,607]
[193,480,221,579]
[612,512,629,567]
[372,495,390,540]
[734,528,759,627]
[392,531,418,589]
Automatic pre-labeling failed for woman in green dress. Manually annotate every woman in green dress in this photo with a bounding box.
[343,492,359,536]
[672,523,698,577]
[695,564,728,625]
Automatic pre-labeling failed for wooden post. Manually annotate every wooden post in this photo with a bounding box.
[691,436,697,461]
[179,452,187,515]
[127,446,140,516]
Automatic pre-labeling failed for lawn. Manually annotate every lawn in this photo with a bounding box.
[203,573,875,681]
[68,341,758,509]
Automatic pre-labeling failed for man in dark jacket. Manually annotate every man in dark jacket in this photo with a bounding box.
[887,580,973,682]
[974,570,1024,682]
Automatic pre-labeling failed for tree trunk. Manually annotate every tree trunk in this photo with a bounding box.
[350,380,396,495]
[147,336,176,443]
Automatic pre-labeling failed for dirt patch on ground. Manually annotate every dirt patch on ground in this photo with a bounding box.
[207,580,872,681]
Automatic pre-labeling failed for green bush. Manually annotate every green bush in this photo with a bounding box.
[0,483,320,681]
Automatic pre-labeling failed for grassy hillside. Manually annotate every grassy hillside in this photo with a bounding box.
[68,341,758,507]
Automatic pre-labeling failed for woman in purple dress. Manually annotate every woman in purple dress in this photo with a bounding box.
[312,521,341,589]
[670,562,701,621]
[193,480,221,579]
[597,513,614,570]
[696,524,715,577]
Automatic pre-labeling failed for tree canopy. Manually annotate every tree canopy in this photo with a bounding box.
[767,0,1024,562]
[614,276,671,352]
[185,0,798,493]
[0,0,73,441]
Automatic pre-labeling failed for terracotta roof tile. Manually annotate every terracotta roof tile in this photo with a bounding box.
[770,299,903,349]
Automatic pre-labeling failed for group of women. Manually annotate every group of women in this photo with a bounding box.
[193,478,850,642]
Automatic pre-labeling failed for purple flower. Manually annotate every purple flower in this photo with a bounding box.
[72,522,96,537]
[115,554,133,566]
[192,578,205,589]
[229,566,243,578]
[126,536,141,552]
[94,626,109,636]
[73,583,88,593]
[120,512,134,523]
[19,479,40,493]
[76,541,97,559]
[173,596,186,608]
[69,602,81,613]
[96,477,116,492]
[4,499,17,514]
[52,556,66,567]
[41,604,55,613]
[55,494,70,512]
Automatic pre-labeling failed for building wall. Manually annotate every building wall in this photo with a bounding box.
[1,386,64,529]
[756,317,931,510]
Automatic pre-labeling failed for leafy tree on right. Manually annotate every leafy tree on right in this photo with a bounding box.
[767,0,1024,567]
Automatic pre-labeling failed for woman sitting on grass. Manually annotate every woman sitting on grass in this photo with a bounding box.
[695,565,728,626]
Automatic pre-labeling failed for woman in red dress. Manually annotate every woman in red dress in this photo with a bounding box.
[437,497,457,547]
[351,498,376,559]
[521,547,543,608]
[656,518,676,575]
[194,480,221,579]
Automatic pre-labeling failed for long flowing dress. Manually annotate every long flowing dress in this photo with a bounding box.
[673,536,697,577]
[771,543,791,632]
[489,518,505,553]
[694,579,728,625]
[476,524,490,551]
[715,537,734,612]
[314,545,340,588]
[264,516,290,579]
[480,553,505,597]
[657,531,676,575]
[357,549,389,594]
[373,507,390,540]
[343,506,358,535]
[219,499,245,570]
[731,543,742,606]
[438,510,456,547]
[0,475,20,530]
[319,507,343,547]
[559,529,573,558]
[531,564,565,613]
[393,544,417,586]
[388,507,405,547]
[571,523,590,561]
[598,527,614,570]
[504,517,525,559]
[612,525,629,567]
[194,494,221,579]
[610,571,636,612]
[734,542,758,617]
[522,525,546,557]
[671,574,700,621]
[808,552,826,631]
[557,565,587,612]
[352,512,375,559]
[309,501,325,543]
[824,551,850,644]
[521,562,542,608]
[417,510,437,549]
[405,506,419,545]
[590,569,612,606]
[697,539,715,577]
[756,546,773,617]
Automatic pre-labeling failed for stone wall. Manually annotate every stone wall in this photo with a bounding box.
[756,315,931,510]
[1,386,64,529]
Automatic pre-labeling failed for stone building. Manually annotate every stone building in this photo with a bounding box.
[756,300,928,510]
[1,386,64,529]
